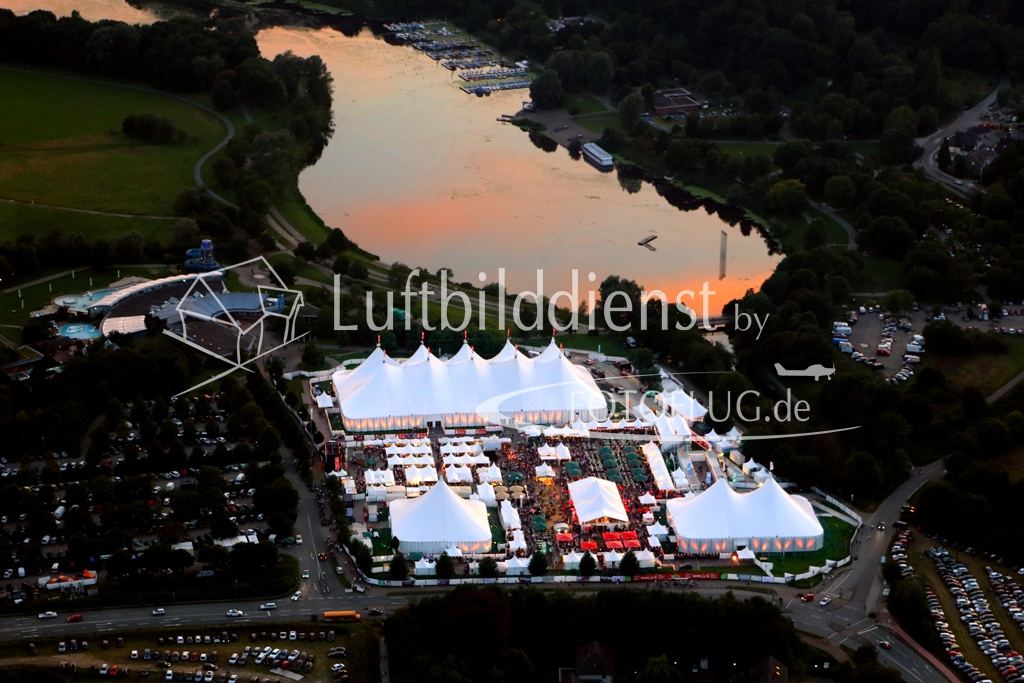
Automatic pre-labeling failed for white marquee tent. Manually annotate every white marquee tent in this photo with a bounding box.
[390,480,492,554]
[568,477,628,524]
[331,339,607,431]
[665,476,823,554]
[657,390,708,421]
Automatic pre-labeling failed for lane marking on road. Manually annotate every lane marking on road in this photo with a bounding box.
[857,625,878,635]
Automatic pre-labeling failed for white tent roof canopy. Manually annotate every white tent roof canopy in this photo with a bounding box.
[665,476,824,554]
[658,390,708,420]
[390,480,492,554]
[568,477,628,524]
[332,338,608,431]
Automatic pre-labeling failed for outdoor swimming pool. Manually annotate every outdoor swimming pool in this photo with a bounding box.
[58,324,102,340]
[53,288,121,313]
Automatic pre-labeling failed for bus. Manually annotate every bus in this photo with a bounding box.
[322,611,360,622]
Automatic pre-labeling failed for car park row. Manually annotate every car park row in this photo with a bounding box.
[927,547,1024,682]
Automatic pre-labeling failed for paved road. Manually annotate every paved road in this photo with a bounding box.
[778,460,948,683]
[916,84,1003,195]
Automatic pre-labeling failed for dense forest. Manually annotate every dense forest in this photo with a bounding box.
[382,585,902,683]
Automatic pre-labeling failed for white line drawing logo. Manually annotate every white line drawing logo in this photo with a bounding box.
[164,255,308,396]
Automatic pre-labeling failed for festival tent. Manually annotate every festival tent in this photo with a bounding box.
[646,521,669,538]
[386,455,406,469]
[536,464,556,479]
[316,393,334,409]
[414,558,436,576]
[506,556,532,575]
[657,390,708,421]
[500,499,522,530]
[446,466,473,484]
[654,412,692,443]
[332,339,607,431]
[568,477,628,524]
[390,480,492,554]
[477,482,497,507]
[603,549,622,567]
[638,492,657,505]
[556,443,572,461]
[472,454,490,465]
[641,442,676,492]
[562,550,584,570]
[509,530,528,551]
[420,465,439,483]
[404,467,422,486]
[635,549,658,568]
[665,476,823,554]
[537,444,557,460]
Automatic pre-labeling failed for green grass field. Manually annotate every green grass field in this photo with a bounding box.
[851,255,903,293]
[564,94,608,116]
[927,337,1024,396]
[0,201,175,244]
[576,112,622,134]
[276,200,333,244]
[762,515,856,576]
[0,68,224,218]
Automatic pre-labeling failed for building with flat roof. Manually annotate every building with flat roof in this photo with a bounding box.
[652,88,701,115]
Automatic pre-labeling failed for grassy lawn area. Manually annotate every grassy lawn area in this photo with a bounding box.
[564,94,607,116]
[276,200,333,244]
[851,255,903,293]
[926,337,1024,396]
[762,515,856,576]
[576,112,622,134]
[712,141,781,157]
[942,69,997,110]
[0,201,175,244]
[849,141,879,158]
[994,444,1024,483]
[268,253,331,285]
[0,68,224,217]
[773,212,849,252]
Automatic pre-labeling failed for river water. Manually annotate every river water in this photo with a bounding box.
[5,2,780,314]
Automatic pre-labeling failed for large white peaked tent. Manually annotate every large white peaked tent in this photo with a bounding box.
[568,477,628,524]
[389,481,492,554]
[331,338,607,431]
[665,476,823,554]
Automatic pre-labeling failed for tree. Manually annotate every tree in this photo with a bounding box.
[389,535,401,553]
[528,552,548,576]
[824,175,857,209]
[332,254,350,275]
[479,558,498,578]
[938,139,952,172]
[529,69,564,109]
[156,520,187,544]
[389,552,409,580]
[641,655,681,683]
[435,551,454,579]
[618,91,645,131]
[619,550,640,576]
[301,343,324,368]
[578,551,597,577]
[765,180,808,216]
[348,261,369,281]
[882,289,915,316]
[211,515,239,539]
[879,128,922,165]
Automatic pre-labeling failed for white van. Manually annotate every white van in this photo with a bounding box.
[233,474,245,486]
[839,342,853,353]
[40,535,50,546]
[906,344,925,354]
[903,355,921,364]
